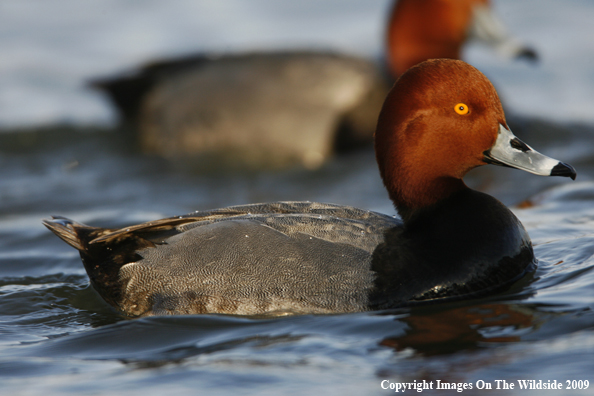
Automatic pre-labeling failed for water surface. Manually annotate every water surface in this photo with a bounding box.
[0,121,592,395]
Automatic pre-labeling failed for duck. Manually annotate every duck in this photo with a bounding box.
[44,59,575,317]
[386,0,537,77]
[93,1,536,170]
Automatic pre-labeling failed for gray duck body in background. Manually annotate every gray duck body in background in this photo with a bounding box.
[93,52,388,170]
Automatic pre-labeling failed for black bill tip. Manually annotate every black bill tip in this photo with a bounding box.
[551,162,577,180]
[516,47,539,63]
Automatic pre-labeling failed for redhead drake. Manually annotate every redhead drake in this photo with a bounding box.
[44,59,575,317]
[93,2,534,170]
[386,0,537,77]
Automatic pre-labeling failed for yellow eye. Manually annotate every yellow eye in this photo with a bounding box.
[454,103,469,115]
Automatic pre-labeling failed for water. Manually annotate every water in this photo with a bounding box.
[1,120,593,395]
[1,1,594,395]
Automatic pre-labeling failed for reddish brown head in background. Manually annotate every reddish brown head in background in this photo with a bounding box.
[386,0,490,77]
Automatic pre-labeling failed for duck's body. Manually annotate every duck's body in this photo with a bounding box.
[46,203,394,316]
[44,194,531,316]
[93,51,388,170]
[46,59,575,317]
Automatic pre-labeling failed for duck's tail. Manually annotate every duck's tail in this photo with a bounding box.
[43,216,135,312]
[42,216,100,252]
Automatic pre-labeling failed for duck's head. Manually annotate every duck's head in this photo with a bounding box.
[375,59,575,222]
[386,0,480,76]
[386,0,538,78]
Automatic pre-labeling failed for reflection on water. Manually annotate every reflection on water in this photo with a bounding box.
[380,303,536,356]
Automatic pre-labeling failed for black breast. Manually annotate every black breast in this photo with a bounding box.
[369,189,535,309]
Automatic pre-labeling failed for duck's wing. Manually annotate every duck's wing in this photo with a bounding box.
[80,201,399,247]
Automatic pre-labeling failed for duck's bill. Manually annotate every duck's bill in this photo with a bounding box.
[483,124,576,180]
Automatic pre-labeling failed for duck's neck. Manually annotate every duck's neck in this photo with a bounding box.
[389,176,468,224]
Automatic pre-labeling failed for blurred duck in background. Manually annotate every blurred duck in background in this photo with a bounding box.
[93,0,537,170]
[93,52,387,170]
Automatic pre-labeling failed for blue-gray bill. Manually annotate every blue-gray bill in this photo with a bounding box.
[484,123,576,180]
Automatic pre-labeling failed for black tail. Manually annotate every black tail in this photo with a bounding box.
[42,216,143,311]
[42,216,100,252]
